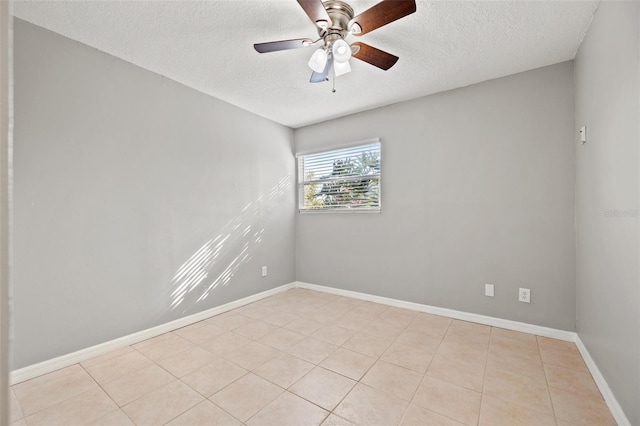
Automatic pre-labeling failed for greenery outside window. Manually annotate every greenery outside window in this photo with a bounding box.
[297,139,381,212]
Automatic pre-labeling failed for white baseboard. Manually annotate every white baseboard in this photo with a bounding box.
[575,336,631,426]
[294,281,631,425]
[10,280,631,426]
[293,281,575,341]
[10,282,294,385]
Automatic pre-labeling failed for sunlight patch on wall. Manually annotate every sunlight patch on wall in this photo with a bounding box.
[169,173,291,312]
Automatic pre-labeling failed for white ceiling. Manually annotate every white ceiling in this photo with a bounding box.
[13,0,598,128]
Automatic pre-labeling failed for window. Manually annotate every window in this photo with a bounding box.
[297,139,381,212]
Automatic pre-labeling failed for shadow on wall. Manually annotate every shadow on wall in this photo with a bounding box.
[169,174,292,314]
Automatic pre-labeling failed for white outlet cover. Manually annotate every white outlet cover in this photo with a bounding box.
[519,288,531,303]
[485,284,495,297]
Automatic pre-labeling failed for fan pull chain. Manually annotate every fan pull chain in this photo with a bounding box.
[332,64,337,93]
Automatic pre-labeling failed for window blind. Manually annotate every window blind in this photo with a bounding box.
[297,141,381,211]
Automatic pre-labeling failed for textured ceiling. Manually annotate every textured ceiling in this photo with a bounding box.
[13,0,598,128]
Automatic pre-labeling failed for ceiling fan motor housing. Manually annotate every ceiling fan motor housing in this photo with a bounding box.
[320,0,354,44]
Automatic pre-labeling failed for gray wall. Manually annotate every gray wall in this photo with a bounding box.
[0,3,9,423]
[12,19,295,370]
[295,62,576,331]
[574,2,640,424]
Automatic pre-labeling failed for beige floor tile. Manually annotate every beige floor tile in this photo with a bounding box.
[334,383,409,425]
[173,322,226,344]
[491,327,537,343]
[438,336,489,358]
[312,324,355,346]
[320,347,376,380]
[449,320,491,335]
[13,363,86,393]
[180,357,248,397]
[240,305,277,320]
[122,380,203,425]
[412,376,481,425]
[210,373,283,422]
[199,331,252,355]
[262,311,300,327]
[342,332,392,358]
[544,363,601,397]
[259,327,306,351]
[489,333,541,365]
[24,387,117,426]
[166,400,241,425]
[537,335,579,353]
[101,365,175,406]
[206,312,255,330]
[156,345,218,377]
[13,364,99,416]
[361,360,423,401]
[224,341,282,370]
[540,345,589,372]
[478,394,556,426]
[132,333,195,362]
[321,413,356,425]
[322,300,355,317]
[247,391,329,426]
[556,420,584,426]
[405,313,452,337]
[361,319,407,340]
[234,320,279,340]
[381,342,433,373]
[486,341,542,369]
[7,290,616,426]
[254,353,314,388]
[352,301,388,316]
[376,307,416,328]
[550,386,617,425]
[284,317,325,335]
[400,403,464,426]
[290,366,356,411]
[9,387,23,422]
[342,307,384,324]
[426,352,486,392]
[287,337,338,364]
[331,312,374,331]
[82,349,154,385]
[395,329,443,353]
[80,346,134,368]
[304,308,343,324]
[483,358,553,415]
[438,327,490,354]
[92,409,135,425]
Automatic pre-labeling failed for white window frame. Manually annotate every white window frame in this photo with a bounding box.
[296,138,381,213]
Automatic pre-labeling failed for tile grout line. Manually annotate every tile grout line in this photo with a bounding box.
[10,289,615,426]
[77,361,138,425]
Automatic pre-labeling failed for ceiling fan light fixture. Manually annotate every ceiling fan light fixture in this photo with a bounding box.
[334,60,351,76]
[308,48,328,73]
[332,39,352,63]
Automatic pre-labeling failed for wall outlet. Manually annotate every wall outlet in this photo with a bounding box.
[519,288,531,303]
[485,284,494,297]
[261,266,267,277]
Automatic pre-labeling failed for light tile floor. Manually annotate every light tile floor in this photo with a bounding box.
[10,288,617,425]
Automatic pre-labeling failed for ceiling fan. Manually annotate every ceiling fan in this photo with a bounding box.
[254,0,417,84]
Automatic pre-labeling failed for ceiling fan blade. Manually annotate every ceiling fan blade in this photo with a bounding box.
[351,42,399,70]
[254,38,314,53]
[349,0,416,36]
[310,56,333,83]
[297,0,332,29]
